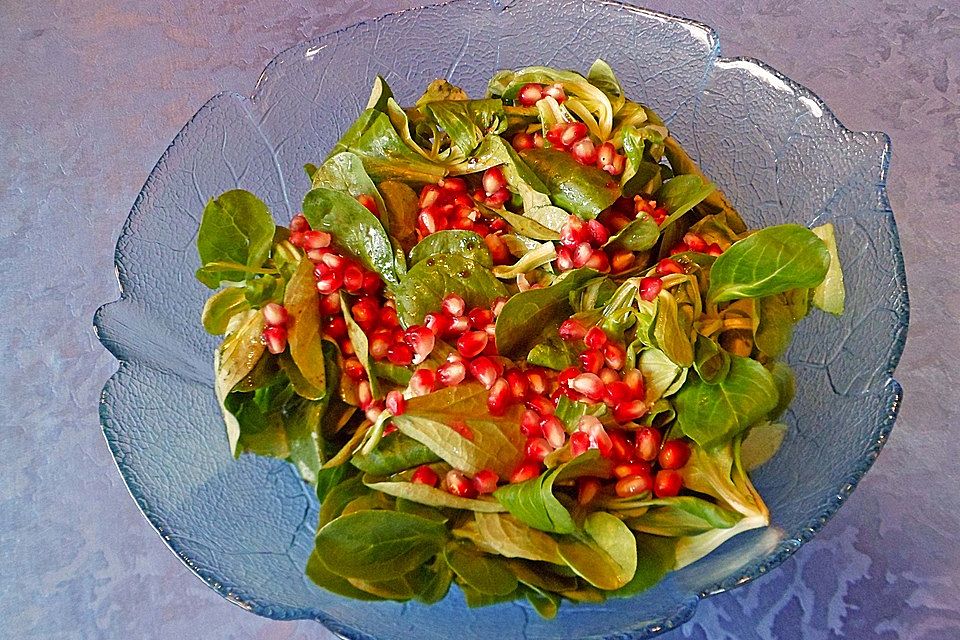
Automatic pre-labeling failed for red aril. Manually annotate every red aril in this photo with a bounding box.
[605,381,631,405]
[419,184,442,209]
[616,473,654,497]
[417,210,441,236]
[411,465,439,487]
[362,272,382,295]
[571,373,605,401]
[482,166,507,196]
[469,356,499,389]
[658,439,691,470]
[472,469,500,494]
[545,123,568,147]
[654,469,683,497]
[339,338,355,356]
[357,193,378,216]
[368,329,392,360]
[487,378,512,416]
[577,477,601,504]
[614,462,652,479]
[622,368,646,399]
[457,331,489,358]
[572,242,594,268]
[351,297,379,331]
[570,431,591,457]
[578,415,613,457]
[602,342,626,370]
[571,137,599,165]
[655,258,685,276]
[561,122,589,147]
[423,311,452,337]
[512,131,535,151]
[289,213,309,232]
[526,394,555,416]
[357,380,373,410]
[525,437,553,462]
[484,233,512,264]
[597,141,616,170]
[635,427,662,462]
[342,264,364,293]
[583,250,610,272]
[670,242,690,256]
[610,249,635,273]
[408,368,437,396]
[440,177,467,193]
[318,292,341,316]
[614,399,647,423]
[579,349,605,374]
[525,368,549,395]
[448,315,471,335]
[638,276,663,302]
[560,216,588,246]
[386,343,414,366]
[485,187,511,208]
[468,307,495,328]
[598,367,620,387]
[315,271,343,295]
[441,294,466,317]
[683,233,708,252]
[557,366,580,388]
[707,243,724,257]
[343,358,367,382]
[403,325,435,364]
[540,415,567,449]
[505,369,530,401]
[532,132,545,148]
[586,219,610,246]
[608,153,625,176]
[555,247,575,271]
[437,360,467,387]
[543,83,566,103]
[262,303,288,327]
[517,83,544,106]
[510,461,542,484]
[558,318,587,341]
[446,470,478,498]
[608,429,634,461]
[302,230,331,250]
[262,326,287,354]
[385,390,406,416]
[584,326,608,349]
[520,409,543,437]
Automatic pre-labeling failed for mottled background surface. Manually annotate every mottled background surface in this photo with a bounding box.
[1,1,958,638]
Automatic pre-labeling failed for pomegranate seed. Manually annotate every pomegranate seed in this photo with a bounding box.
[365,404,384,422]
[614,462,652,479]
[606,212,633,231]
[289,213,310,232]
[440,177,468,192]
[419,184,442,209]
[517,83,544,106]
[485,187,511,208]
[571,138,599,165]
[362,272,383,295]
[579,349,605,374]
[487,378,512,415]
[357,381,373,410]
[532,132,545,148]
[656,258,685,276]
[343,358,367,381]
[448,315,471,335]
[596,142,617,170]
[586,220,610,246]
[560,216,588,247]
[457,331,489,358]
[383,423,398,437]
[318,292,341,315]
[558,318,587,341]
[441,294,466,317]
[411,465,439,487]
[356,193,379,216]
[602,342,626,370]
[555,247,575,271]
[386,390,406,415]
[437,360,467,386]
[403,325,435,364]
[609,430,634,461]
[378,306,399,329]
[654,469,683,497]
[482,166,508,196]
[635,427,662,462]
[572,242,594,268]
[262,326,287,354]
[468,307,495,328]
[683,233,708,252]
[505,369,530,401]
[510,461,542,483]
[512,131,535,151]
[525,394,555,416]
[340,264,363,293]
[611,249,635,273]
[339,338,355,356]
[599,367,620,386]
[302,230,331,250]
[583,250,610,272]
[316,271,342,295]
[707,243,724,257]
[472,469,500,494]
[423,311,452,336]
[545,123,568,147]
[417,210,441,235]
[541,416,567,449]
[368,330,392,360]
[446,469,478,498]
[670,242,690,256]
[639,277,663,301]
[520,410,543,437]
[351,298,379,331]
[408,369,437,396]
[570,431,591,457]
[622,368,646,400]
[525,437,553,462]
[557,366,580,387]
[561,122,589,147]
[604,381,631,405]
[525,369,549,395]
[658,440,691,470]
[577,477,601,504]
[543,83,566,103]
[577,415,613,456]
[491,297,508,317]
[614,399,647,423]
[583,327,607,350]
[262,303,288,327]
[616,474,655,497]
[484,233,512,264]
[386,343,414,366]
[450,420,474,440]
[609,154,625,176]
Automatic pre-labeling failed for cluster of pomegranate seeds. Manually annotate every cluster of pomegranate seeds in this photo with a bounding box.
[554,215,614,273]
[414,175,512,265]
[516,82,567,107]
[261,302,289,354]
[530,119,628,177]
[669,231,724,257]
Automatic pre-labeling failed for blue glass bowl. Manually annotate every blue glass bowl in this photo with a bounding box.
[94,1,908,637]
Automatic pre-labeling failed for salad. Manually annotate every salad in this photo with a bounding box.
[196,61,845,617]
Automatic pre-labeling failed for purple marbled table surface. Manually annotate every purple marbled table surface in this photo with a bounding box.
[2,1,958,638]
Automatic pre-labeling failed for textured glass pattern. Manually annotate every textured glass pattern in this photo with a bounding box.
[94,1,908,638]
